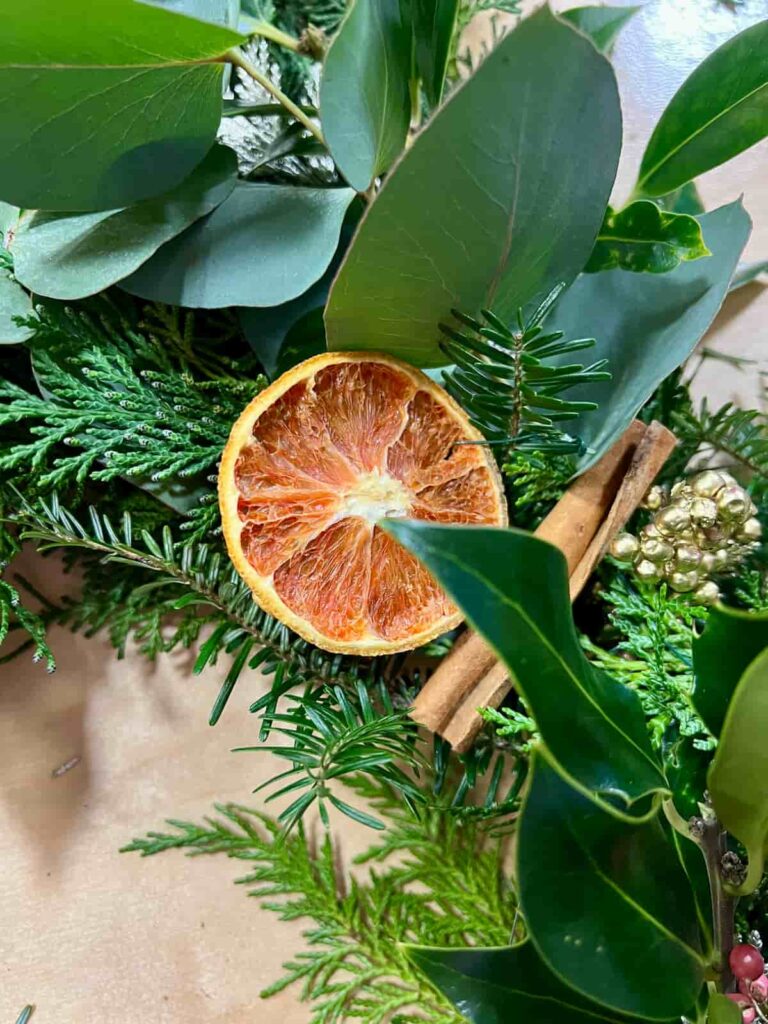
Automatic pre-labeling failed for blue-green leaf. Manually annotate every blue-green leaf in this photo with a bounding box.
[0,267,32,345]
[560,5,639,53]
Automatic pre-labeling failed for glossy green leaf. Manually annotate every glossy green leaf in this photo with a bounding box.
[708,993,742,1024]
[410,941,645,1024]
[0,0,245,212]
[637,20,768,197]
[692,604,768,740]
[412,0,460,106]
[519,754,704,1020]
[550,201,751,472]
[122,183,355,308]
[326,6,621,366]
[0,267,32,345]
[729,259,768,292]
[383,520,666,816]
[586,201,710,274]
[11,146,238,301]
[560,5,639,53]
[708,647,768,894]
[320,0,411,191]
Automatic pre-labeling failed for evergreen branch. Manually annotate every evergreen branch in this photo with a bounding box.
[672,401,768,483]
[440,285,609,455]
[0,574,55,671]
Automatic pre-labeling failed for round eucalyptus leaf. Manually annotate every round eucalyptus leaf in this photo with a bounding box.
[12,146,239,301]
[121,183,356,309]
[0,268,33,345]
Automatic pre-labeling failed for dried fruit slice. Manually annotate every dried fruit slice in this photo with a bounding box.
[219,352,507,654]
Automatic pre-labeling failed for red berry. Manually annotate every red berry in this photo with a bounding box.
[740,975,768,1002]
[731,944,765,981]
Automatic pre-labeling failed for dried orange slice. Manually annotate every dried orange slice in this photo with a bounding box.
[219,352,507,654]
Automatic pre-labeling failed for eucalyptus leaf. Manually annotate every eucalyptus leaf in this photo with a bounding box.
[660,181,705,216]
[708,993,743,1024]
[729,259,768,292]
[141,0,240,25]
[0,202,20,244]
[0,0,245,211]
[12,146,238,301]
[411,0,460,106]
[637,20,768,197]
[518,754,705,1020]
[550,201,751,472]
[560,5,639,53]
[692,603,768,740]
[586,201,710,274]
[240,273,332,378]
[122,183,355,308]
[383,520,667,816]
[320,0,411,191]
[708,647,768,894]
[409,941,646,1024]
[0,268,33,345]
[326,6,621,366]
[275,308,326,375]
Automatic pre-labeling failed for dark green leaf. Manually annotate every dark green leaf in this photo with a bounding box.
[383,520,666,816]
[729,258,768,292]
[122,183,355,308]
[239,274,331,378]
[708,993,742,1024]
[692,603,768,739]
[12,146,238,301]
[586,201,710,274]
[550,201,751,472]
[637,20,768,197]
[410,940,645,1024]
[275,308,326,375]
[0,267,32,345]
[320,0,411,191]
[560,5,639,53]
[708,647,768,894]
[0,0,245,211]
[326,6,621,366]
[518,754,705,1019]
[411,0,461,106]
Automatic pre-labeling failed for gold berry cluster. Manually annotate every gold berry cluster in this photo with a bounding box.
[609,469,762,605]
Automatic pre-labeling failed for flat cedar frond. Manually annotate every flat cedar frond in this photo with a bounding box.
[123,797,514,1024]
[440,284,610,455]
[0,301,265,507]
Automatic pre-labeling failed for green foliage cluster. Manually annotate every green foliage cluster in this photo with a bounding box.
[2,3,768,1024]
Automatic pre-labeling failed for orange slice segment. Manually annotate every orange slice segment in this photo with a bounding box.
[219,352,507,655]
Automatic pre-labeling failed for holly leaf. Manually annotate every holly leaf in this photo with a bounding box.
[11,146,238,301]
[692,604,768,740]
[0,267,32,345]
[121,183,355,308]
[326,6,621,366]
[586,201,710,274]
[518,753,705,1020]
[409,940,649,1024]
[320,0,412,191]
[708,646,768,894]
[549,200,751,472]
[637,20,768,197]
[560,5,639,54]
[383,520,667,817]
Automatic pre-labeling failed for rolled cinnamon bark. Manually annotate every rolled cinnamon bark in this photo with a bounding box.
[409,420,647,733]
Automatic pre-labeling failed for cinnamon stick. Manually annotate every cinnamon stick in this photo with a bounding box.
[409,420,647,734]
[442,421,677,754]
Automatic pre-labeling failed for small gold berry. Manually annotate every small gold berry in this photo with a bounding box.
[669,570,700,593]
[642,485,666,511]
[675,543,702,571]
[656,506,691,535]
[693,580,720,606]
[610,533,640,562]
[690,498,718,528]
[737,517,762,542]
[641,537,674,563]
[692,470,727,498]
[635,558,662,582]
[717,485,749,522]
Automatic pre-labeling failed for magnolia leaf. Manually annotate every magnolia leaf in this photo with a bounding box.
[518,754,705,1020]
[383,520,666,817]
[586,201,710,274]
[560,5,639,53]
[708,647,768,894]
[11,147,238,301]
[729,259,768,292]
[0,268,32,345]
[320,0,411,191]
[122,183,355,308]
[412,0,460,106]
[409,941,647,1024]
[326,6,621,366]
[549,200,751,472]
[692,604,768,739]
[637,20,768,197]
[0,0,245,211]
[708,994,742,1024]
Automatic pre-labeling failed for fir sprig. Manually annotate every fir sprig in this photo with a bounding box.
[440,285,609,454]
[673,401,768,484]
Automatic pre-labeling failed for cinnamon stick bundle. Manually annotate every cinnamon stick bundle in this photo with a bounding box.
[410,419,677,752]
